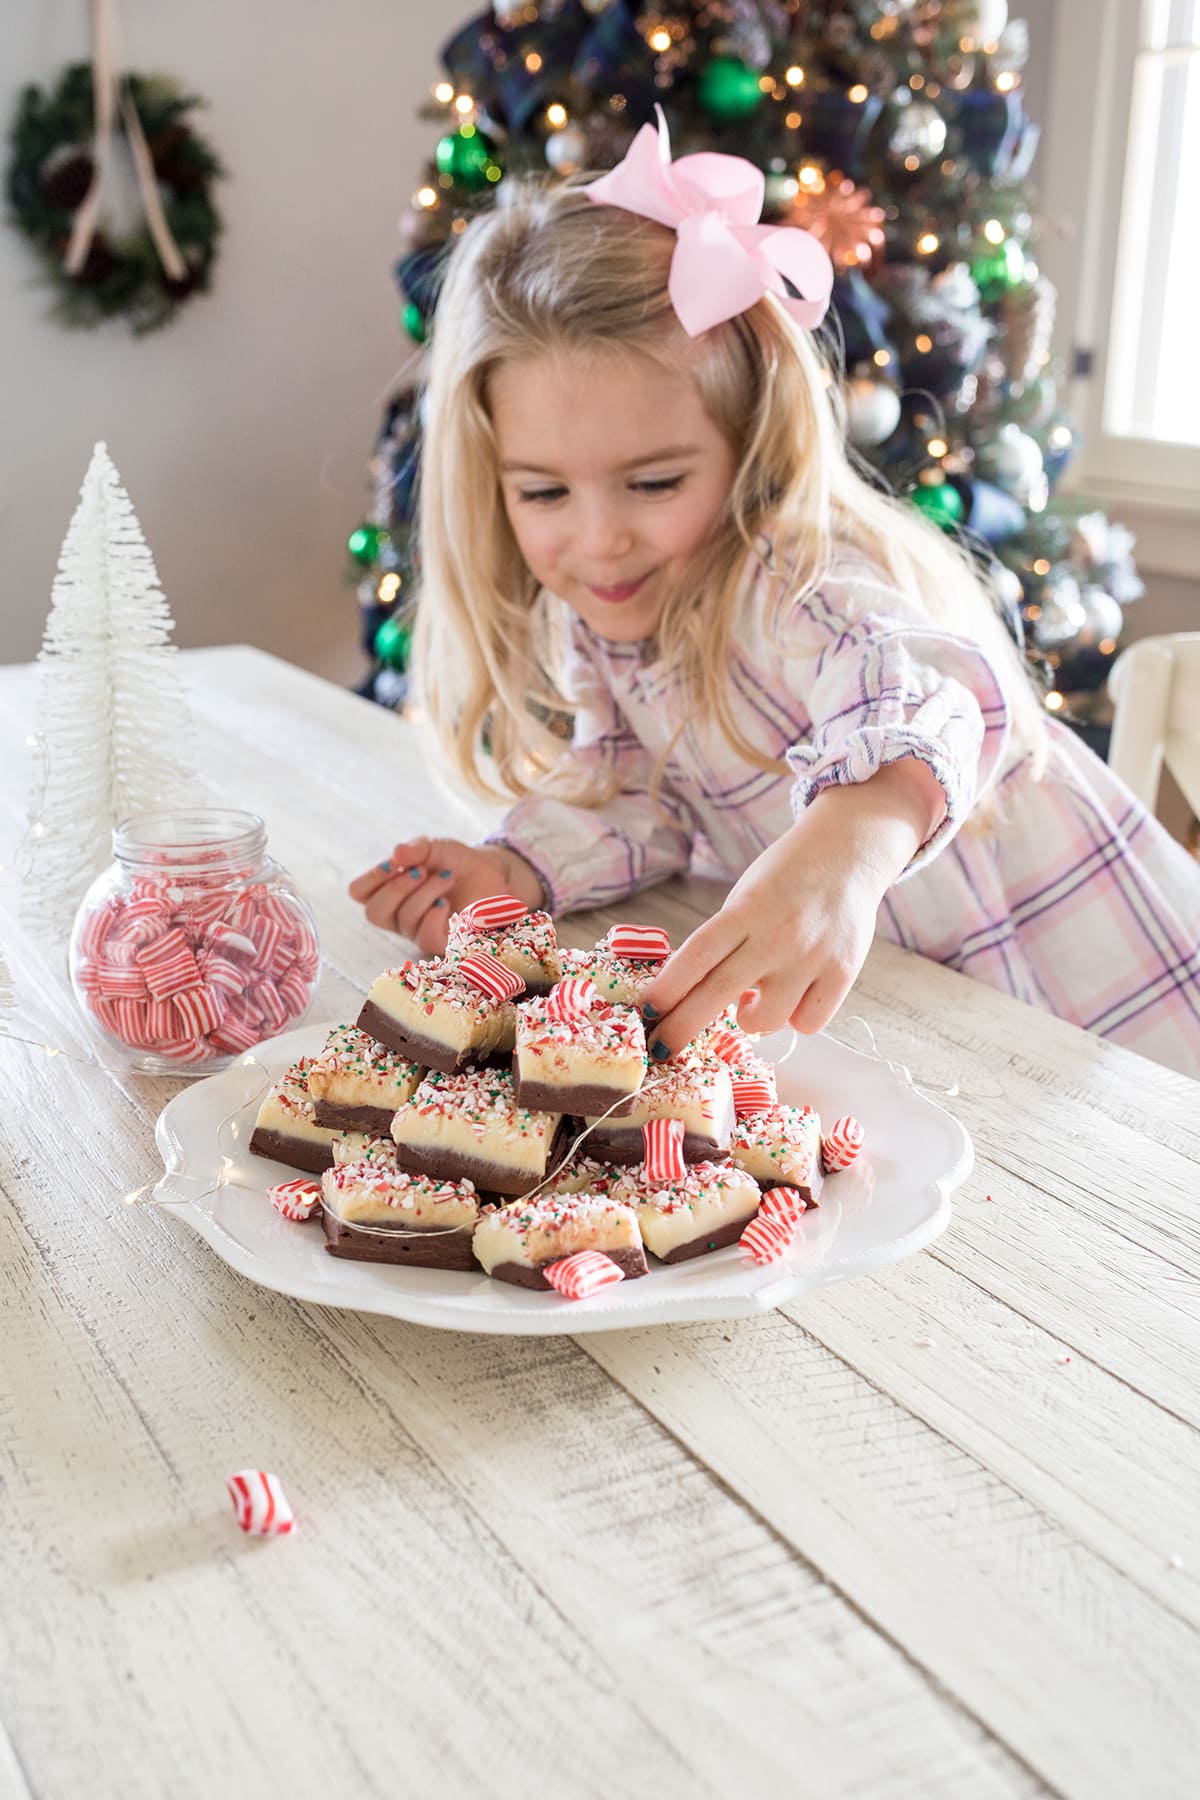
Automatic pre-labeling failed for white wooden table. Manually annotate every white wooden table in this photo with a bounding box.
[2,646,1198,1800]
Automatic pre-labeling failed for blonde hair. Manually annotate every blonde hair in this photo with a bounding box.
[412,175,1046,807]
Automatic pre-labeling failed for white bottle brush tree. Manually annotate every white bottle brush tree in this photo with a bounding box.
[22,442,202,940]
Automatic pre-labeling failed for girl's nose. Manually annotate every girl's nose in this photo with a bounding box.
[578,504,635,562]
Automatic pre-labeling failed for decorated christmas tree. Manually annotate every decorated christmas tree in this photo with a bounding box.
[348,0,1141,748]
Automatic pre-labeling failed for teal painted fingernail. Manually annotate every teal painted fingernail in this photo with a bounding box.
[379,859,391,872]
[407,866,421,878]
[642,1001,660,1021]
[650,1038,670,1061]
[439,869,452,879]
[433,897,446,908]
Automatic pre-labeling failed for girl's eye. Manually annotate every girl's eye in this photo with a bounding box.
[517,476,684,504]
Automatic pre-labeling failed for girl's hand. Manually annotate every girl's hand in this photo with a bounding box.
[347,837,545,955]
[639,761,945,1055]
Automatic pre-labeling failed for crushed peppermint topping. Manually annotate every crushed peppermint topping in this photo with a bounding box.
[610,1160,760,1214]
[270,1057,316,1120]
[312,1023,420,1089]
[447,908,561,975]
[402,1066,555,1135]
[377,956,510,1018]
[516,995,646,1063]
[559,946,657,1002]
[481,1193,638,1234]
[325,1160,477,1208]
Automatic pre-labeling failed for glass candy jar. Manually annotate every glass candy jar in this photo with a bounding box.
[69,809,320,1076]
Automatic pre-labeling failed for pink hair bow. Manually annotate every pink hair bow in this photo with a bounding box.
[584,105,834,338]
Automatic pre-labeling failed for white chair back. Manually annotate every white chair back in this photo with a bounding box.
[1107,633,1200,818]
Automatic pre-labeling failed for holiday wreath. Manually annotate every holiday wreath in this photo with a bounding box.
[6,62,223,335]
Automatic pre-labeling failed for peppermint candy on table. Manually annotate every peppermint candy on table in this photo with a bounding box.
[604,924,672,962]
[740,1213,795,1265]
[730,1076,777,1118]
[226,1470,295,1536]
[642,1117,687,1182]
[544,976,598,1021]
[269,1179,322,1222]
[823,1115,864,1171]
[543,1250,625,1300]
[459,893,530,930]
[759,1186,807,1227]
[456,951,526,1002]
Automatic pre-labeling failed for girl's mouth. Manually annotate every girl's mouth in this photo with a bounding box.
[587,571,652,603]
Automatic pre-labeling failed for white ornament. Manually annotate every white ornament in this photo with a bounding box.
[546,124,587,176]
[21,443,203,941]
[844,376,902,447]
[979,422,1043,504]
[946,0,1009,45]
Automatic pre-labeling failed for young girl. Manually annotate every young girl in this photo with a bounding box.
[350,114,1200,1079]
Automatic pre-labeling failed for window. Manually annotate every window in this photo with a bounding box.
[1040,0,1200,572]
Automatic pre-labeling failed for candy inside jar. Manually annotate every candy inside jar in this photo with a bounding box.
[69,808,320,1076]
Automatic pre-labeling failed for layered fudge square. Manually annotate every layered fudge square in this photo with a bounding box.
[731,1103,824,1207]
[512,987,647,1114]
[321,1160,482,1268]
[558,946,658,1010]
[447,897,562,995]
[249,1057,340,1174]
[390,1067,569,1197]
[306,1023,421,1133]
[582,1047,735,1164]
[356,956,520,1074]
[609,1158,762,1262]
[472,1192,647,1288]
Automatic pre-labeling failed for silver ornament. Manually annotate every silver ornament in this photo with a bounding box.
[844,376,902,447]
[977,422,1044,504]
[943,0,1009,45]
[887,97,948,168]
[1031,574,1084,650]
[545,124,587,175]
[1074,585,1124,650]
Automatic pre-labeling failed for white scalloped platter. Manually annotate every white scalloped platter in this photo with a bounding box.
[153,1021,971,1335]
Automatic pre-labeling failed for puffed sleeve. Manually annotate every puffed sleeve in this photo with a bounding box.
[484,619,694,915]
[784,566,1010,877]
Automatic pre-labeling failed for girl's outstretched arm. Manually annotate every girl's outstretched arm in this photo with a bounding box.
[348,837,544,954]
[639,758,946,1055]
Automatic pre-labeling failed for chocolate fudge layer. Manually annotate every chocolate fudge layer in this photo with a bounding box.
[312,1097,399,1134]
[580,1123,729,1166]
[322,1213,476,1269]
[488,1245,648,1289]
[248,1127,336,1175]
[654,1213,749,1263]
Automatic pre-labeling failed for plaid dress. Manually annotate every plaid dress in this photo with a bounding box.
[489,552,1200,1077]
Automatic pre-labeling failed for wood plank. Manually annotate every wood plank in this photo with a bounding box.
[580,1317,1200,1800]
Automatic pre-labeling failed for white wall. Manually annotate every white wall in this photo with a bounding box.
[1,0,448,683]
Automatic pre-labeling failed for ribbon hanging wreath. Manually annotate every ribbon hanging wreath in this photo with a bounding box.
[5,0,222,334]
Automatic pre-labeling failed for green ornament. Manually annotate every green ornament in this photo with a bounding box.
[435,124,500,190]
[910,481,964,529]
[402,300,426,343]
[971,237,1026,300]
[348,523,389,566]
[374,612,413,670]
[697,56,764,120]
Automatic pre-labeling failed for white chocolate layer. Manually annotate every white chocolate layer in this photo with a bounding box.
[591,1053,733,1140]
[307,1024,421,1109]
[367,959,516,1057]
[323,1160,479,1231]
[515,998,646,1095]
[731,1104,823,1187]
[391,1069,561,1181]
[609,1161,761,1258]
[331,1132,399,1168]
[253,1059,339,1147]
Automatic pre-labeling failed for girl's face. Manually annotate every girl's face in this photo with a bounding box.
[490,346,738,643]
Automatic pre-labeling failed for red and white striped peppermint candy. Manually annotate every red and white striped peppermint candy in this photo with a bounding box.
[822,1115,864,1171]
[252,977,289,1032]
[113,997,151,1046]
[135,927,202,1000]
[604,924,671,962]
[730,1076,777,1117]
[759,1186,807,1227]
[258,892,297,930]
[740,1213,794,1264]
[96,961,149,999]
[642,1117,687,1182]
[250,914,283,971]
[543,1250,625,1300]
[544,976,599,1021]
[174,984,227,1039]
[206,922,257,963]
[226,1470,295,1536]
[458,893,530,930]
[77,899,121,959]
[707,1027,748,1065]
[456,951,525,1002]
[269,1179,322,1222]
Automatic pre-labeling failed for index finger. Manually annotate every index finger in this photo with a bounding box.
[638,915,751,1057]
